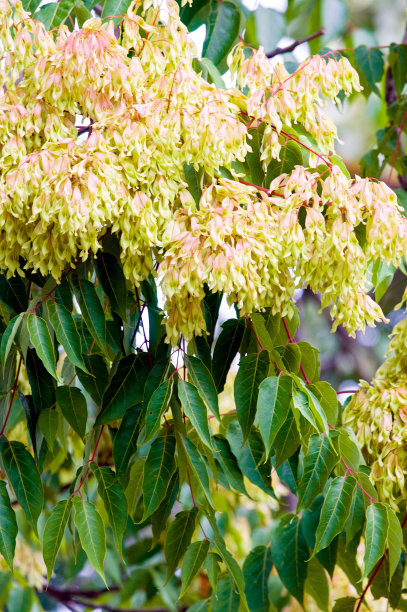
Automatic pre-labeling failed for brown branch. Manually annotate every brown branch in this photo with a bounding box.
[266,28,326,59]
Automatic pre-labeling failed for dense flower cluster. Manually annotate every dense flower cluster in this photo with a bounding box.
[1,0,406,343]
[345,316,407,509]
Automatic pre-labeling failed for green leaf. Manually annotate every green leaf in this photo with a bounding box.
[22,0,42,14]
[246,124,266,186]
[143,378,173,444]
[297,342,320,384]
[56,386,88,439]
[212,319,245,393]
[0,481,18,571]
[226,421,274,496]
[47,300,88,373]
[211,575,240,612]
[42,499,72,581]
[297,432,339,510]
[204,552,221,592]
[187,603,208,612]
[314,476,356,555]
[72,277,108,356]
[0,275,27,313]
[308,381,338,426]
[97,353,149,425]
[76,354,108,406]
[257,375,292,459]
[185,355,219,420]
[73,0,92,25]
[113,404,145,477]
[178,379,212,449]
[95,252,127,320]
[271,514,309,604]
[202,1,241,67]
[73,497,106,584]
[38,408,60,451]
[183,164,203,207]
[142,432,176,520]
[338,428,363,472]
[101,0,134,26]
[180,539,210,597]
[243,545,273,612]
[333,597,358,612]
[244,6,284,53]
[372,259,396,302]
[151,472,179,545]
[0,314,23,373]
[353,45,384,96]
[164,507,198,582]
[291,375,330,436]
[345,485,365,545]
[183,436,213,507]
[27,313,58,380]
[234,351,270,442]
[389,43,407,97]
[93,466,127,558]
[266,140,303,184]
[26,348,55,412]
[213,435,248,496]
[385,505,403,580]
[124,458,145,519]
[274,409,301,467]
[35,0,72,28]
[0,439,44,533]
[363,503,388,577]
[305,557,330,612]
[199,58,226,88]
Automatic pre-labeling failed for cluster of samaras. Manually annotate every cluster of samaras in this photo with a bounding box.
[1,0,407,344]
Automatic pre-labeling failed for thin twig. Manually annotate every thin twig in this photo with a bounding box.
[266,28,326,59]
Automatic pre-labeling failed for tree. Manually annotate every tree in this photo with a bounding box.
[1,0,407,610]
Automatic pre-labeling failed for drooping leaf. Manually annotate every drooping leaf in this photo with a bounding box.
[363,502,388,578]
[332,597,358,612]
[73,497,106,584]
[257,374,293,459]
[27,313,58,380]
[338,428,363,472]
[297,432,339,510]
[151,472,179,544]
[305,557,330,612]
[42,499,72,581]
[0,439,44,533]
[56,386,88,439]
[212,435,248,496]
[234,351,270,441]
[266,140,303,184]
[101,0,134,26]
[212,318,245,393]
[308,381,338,427]
[35,0,73,28]
[345,484,365,545]
[185,355,219,420]
[372,258,396,303]
[183,164,203,206]
[211,575,240,612]
[183,436,213,507]
[0,275,28,313]
[164,507,198,582]
[95,252,127,320]
[385,505,403,580]
[202,1,241,68]
[113,404,145,477]
[124,458,145,519]
[72,277,108,355]
[93,466,127,558]
[0,481,18,571]
[274,408,301,467]
[204,552,221,592]
[76,354,108,406]
[271,514,309,604]
[180,539,210,597]
[389,43,407,97]
[142,432,176,520]
[0,314,23,373]
[178,379,212,449]
[47,300,88,373]
[353,45,384,96]
[301,496,339,577]
[143,378,173,444]
[97,353,149,424]
[25,350,55,419]
[38,408,60,451]
[314,476,356,555]
[226,421,274,496]
[243,545,273,612]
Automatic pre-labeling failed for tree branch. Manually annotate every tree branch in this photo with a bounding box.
[266,28,326,59]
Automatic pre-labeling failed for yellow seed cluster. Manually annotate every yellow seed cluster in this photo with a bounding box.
[1,0,406,344]
[345,316,407,509]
